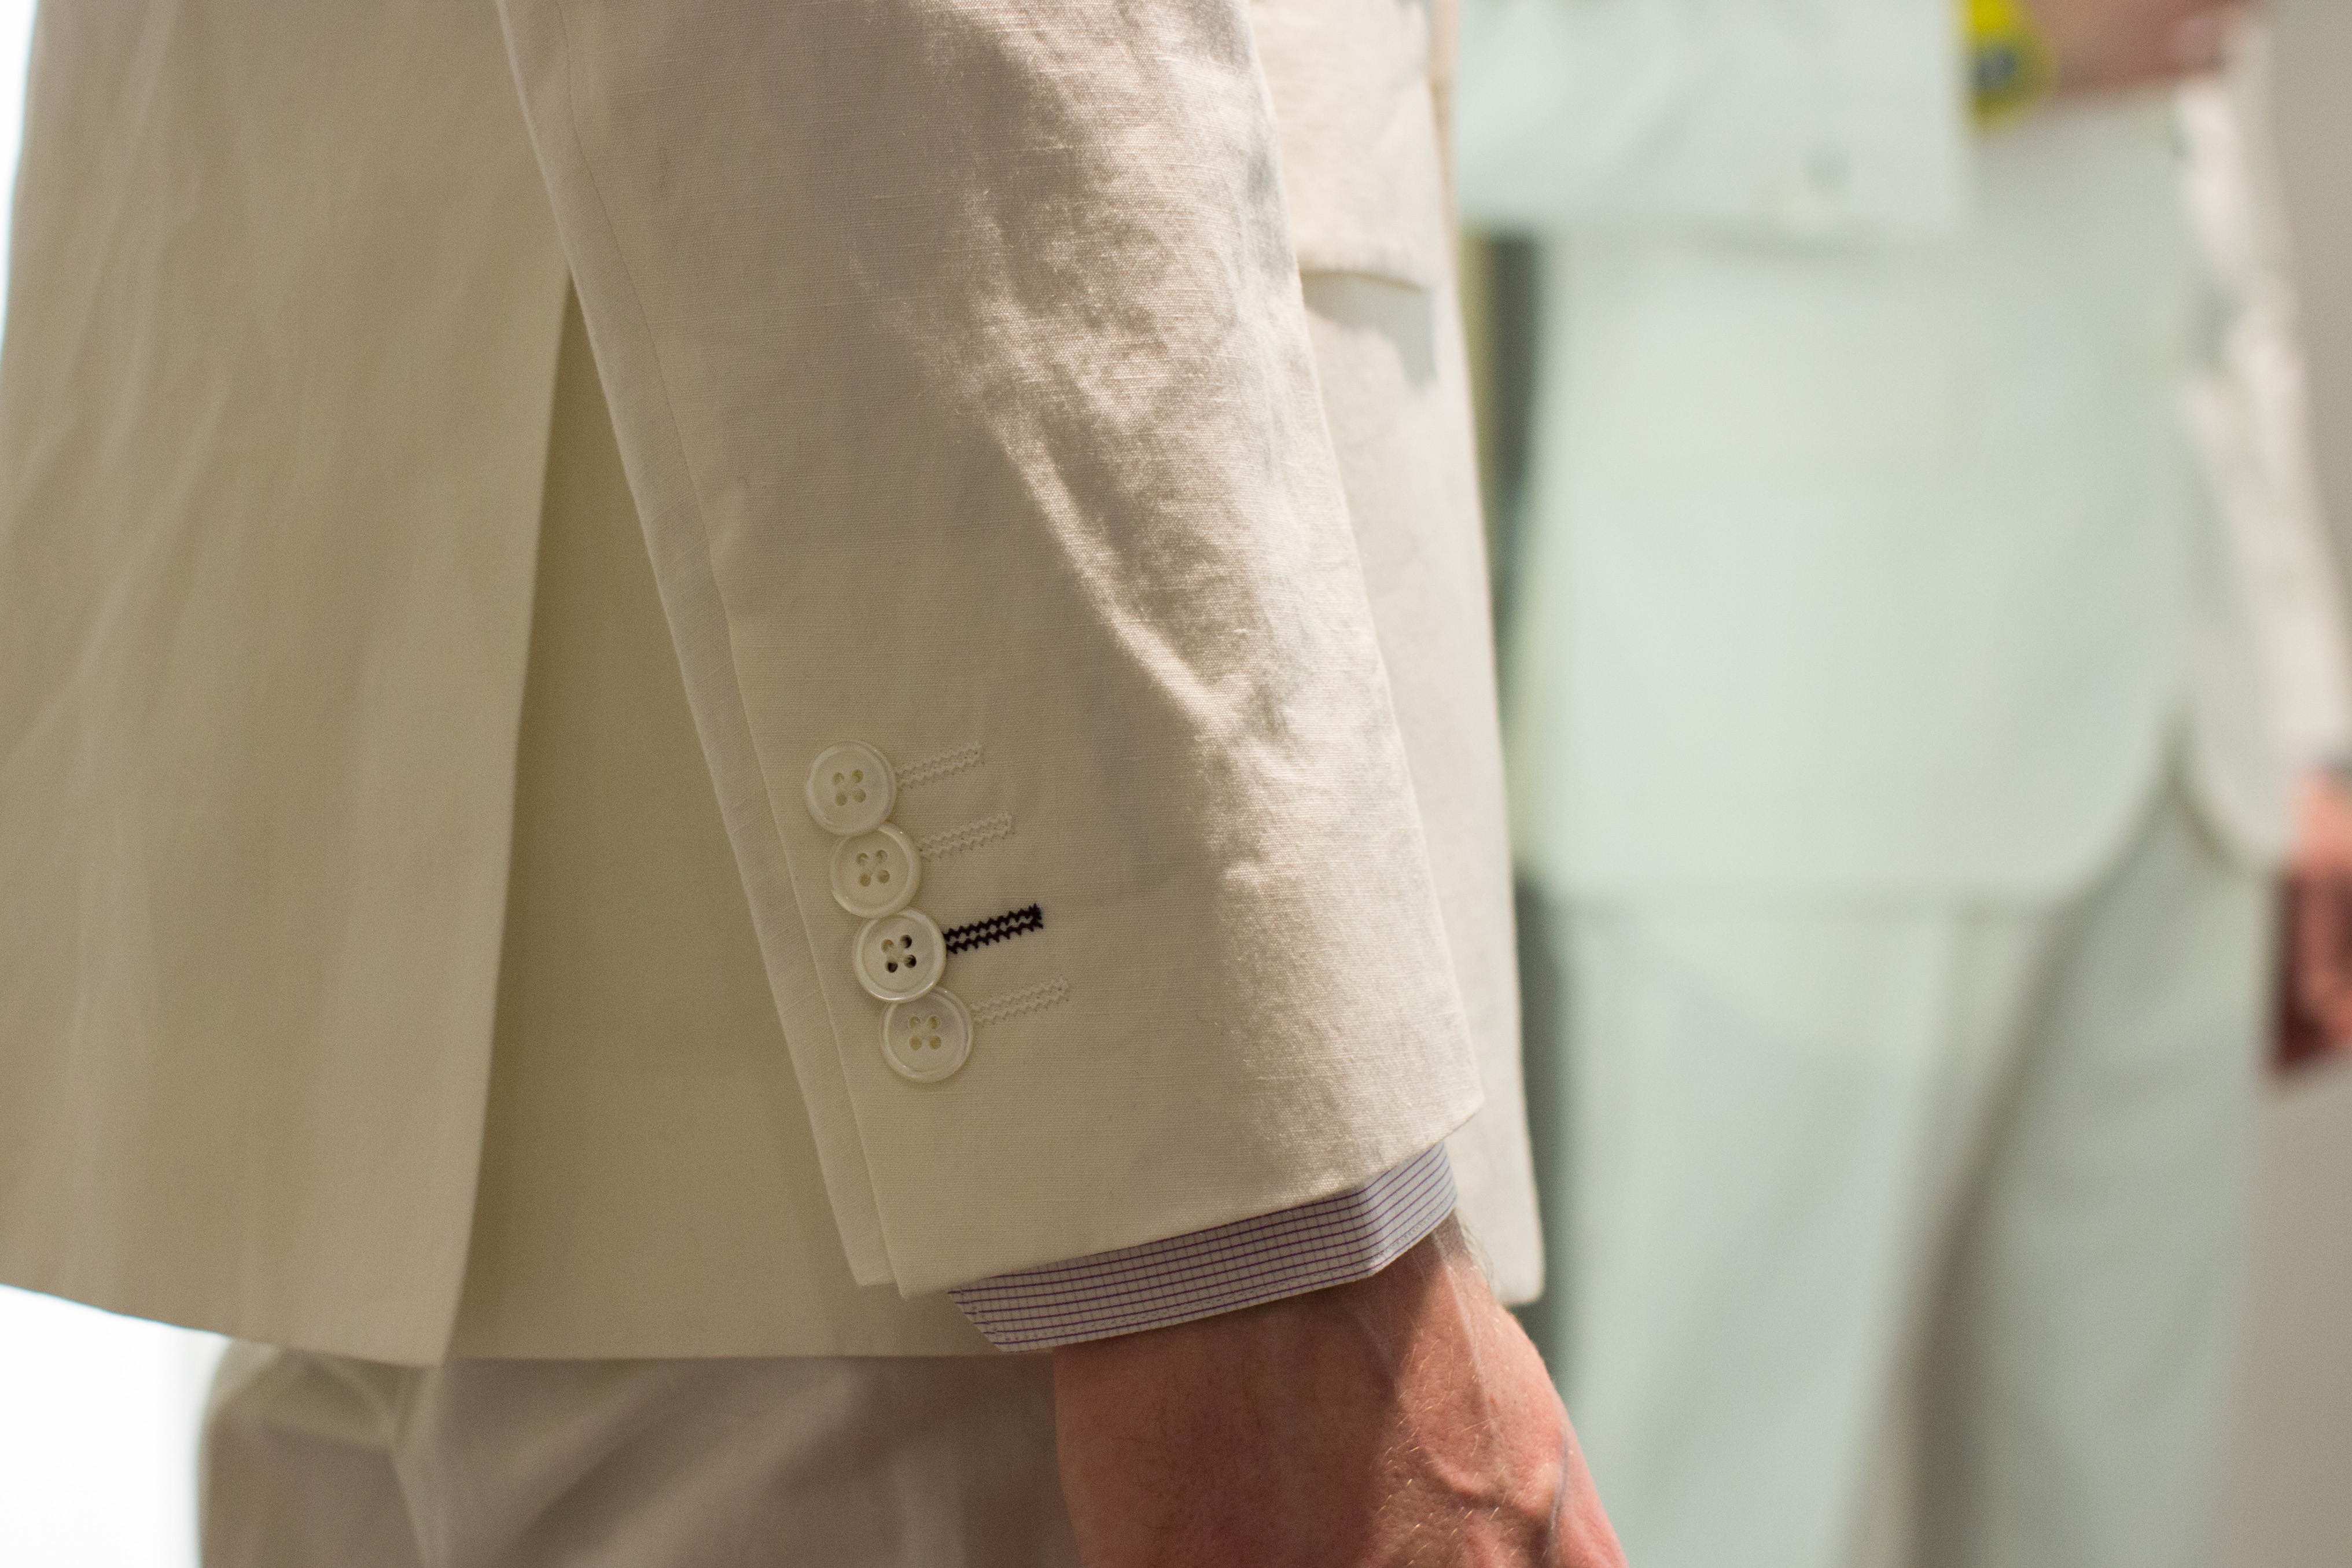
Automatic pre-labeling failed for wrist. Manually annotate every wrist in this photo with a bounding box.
[1052,1223,1606,1566]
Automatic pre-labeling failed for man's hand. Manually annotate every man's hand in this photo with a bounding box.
[2279,769,2352,1070]
[2026,0,2257,97]
[1052,1219,1624,1567]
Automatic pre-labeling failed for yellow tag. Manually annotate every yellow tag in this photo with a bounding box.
[1965,0,2056,125]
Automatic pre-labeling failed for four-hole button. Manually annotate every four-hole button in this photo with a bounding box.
[829,823,921,919]
[882,990,972,1083]
[804,741,896,836]
[853,909,945,1003]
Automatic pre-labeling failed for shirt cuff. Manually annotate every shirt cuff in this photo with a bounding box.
[947,1143,1456,1352]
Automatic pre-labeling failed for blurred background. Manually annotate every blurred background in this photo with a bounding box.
[1460,3,2352,1564]
[0,1,2346,1564]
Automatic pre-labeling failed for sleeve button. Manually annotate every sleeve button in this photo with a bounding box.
[852,910,946,1002]
[804,742,897,835]
[829,823,922,918]
[882,989,971,1083]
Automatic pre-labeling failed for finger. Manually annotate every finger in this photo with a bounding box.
[2298,882,2340,1006]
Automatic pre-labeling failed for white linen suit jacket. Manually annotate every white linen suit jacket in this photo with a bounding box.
[0,0,1538,1362]
[1459,0,2290,899]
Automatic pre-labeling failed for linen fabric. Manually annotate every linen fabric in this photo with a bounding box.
[0,0,1537,1363]
[494,0,1490,1300]
[200,1342,1077,1568]
[457,288,1478,1357]
[447,289,988,1359]
[1530,782,2266,1568]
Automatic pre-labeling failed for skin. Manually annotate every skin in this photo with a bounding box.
[2285,770,2352,1055]
[2027,0,2259,96]
[1054,1219,1624,1568]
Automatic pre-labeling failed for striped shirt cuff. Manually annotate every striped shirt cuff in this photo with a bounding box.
[948,1144,1456,1352]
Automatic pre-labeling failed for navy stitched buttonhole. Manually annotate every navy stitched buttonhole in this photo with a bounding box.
[942,904,1044,954]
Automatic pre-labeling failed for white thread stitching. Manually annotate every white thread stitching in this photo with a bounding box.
[970,977,1070,1026]
[918,814,1013,860]
[899,742,982,788]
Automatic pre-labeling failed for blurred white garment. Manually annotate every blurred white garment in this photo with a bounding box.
[2177,43,2352,765]
[198,1344,1074,1568]
[1549,783,2265,1568]
[1458,2,2328,1565]
[1467,8,2291,896]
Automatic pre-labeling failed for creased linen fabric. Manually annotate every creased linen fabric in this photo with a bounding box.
[495,0,1488,1300]
[0,0,572,1362]
[446,290,989,1359]
[0,0,1534,1360]
[456,270,1529,1357]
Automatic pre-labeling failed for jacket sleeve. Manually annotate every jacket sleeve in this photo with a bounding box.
[492,0,1485,1298]
[1455,0,1972,241]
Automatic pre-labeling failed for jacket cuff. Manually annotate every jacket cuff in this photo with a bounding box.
[948,1144,1456,1352]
